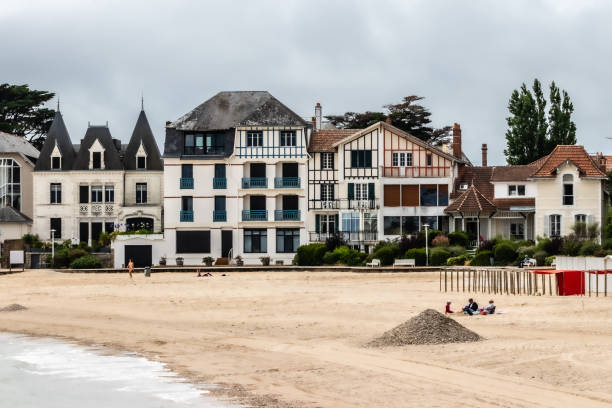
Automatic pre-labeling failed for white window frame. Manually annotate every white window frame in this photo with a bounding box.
[321,152,334,170]
[508,184,526,197]
[51,155,62,169]
[105,185,115,203]
[91,185,103,203]
[549,214,561,237]
[136,155,146,169]
[50,183,61,204]
[321,183,334,201]
[355,183,368,200]
[391,152,413,167]
[574,214,586,223]
[510,223,524,240]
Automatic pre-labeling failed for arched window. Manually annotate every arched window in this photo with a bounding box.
[562,174,573,205]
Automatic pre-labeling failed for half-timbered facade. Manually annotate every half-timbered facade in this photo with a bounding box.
[162,91,309,265]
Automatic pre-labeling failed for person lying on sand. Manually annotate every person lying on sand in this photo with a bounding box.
[445,301,454,314]
[484,300,496,315]
[463,298,479,315]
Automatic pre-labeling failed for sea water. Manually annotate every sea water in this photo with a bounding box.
[0,332,235,408]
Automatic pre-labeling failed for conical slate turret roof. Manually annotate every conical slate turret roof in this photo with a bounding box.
[72,125,123,170]
[123,109,163,170]
[34,111,75,171]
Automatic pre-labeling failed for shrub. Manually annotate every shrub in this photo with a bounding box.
[52,248,89,268]
[70,255,102,269]
[447,245,467,257]
[533,250,548,266]
[478,240,495,253]
[517,245,536,259]
[448,231,469,247]
[22,233,41,247]
[470,250,493,266]
[493,243,517,265]
[432,235,449,247]
[202,256,214,266]
[561,236,581,256]
[259,256,271,266]
[579,241,601,256]
[424,229,442,245]
[373,241,401,258]
[594,249,609,257]
[404,248,426,266]
[98,232,112,248]
[545,255,556,266]
[430,247,451,266]
[373,246,395,266]
[322,251,338,265]
[446,254,468,266]
[602,238,612,250]
[516,239,535,248]
[325,233,347,252]
[293,243,327,266]
[331,246,367,266]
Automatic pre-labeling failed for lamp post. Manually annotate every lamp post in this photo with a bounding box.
[50,229,56,262]
[423,223,430,266]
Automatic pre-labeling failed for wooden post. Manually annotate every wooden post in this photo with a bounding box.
[605,270,607,297]
[462,270,465,292]
[445,269,448,292]
[457,269,459,292]
[451,270,454,292]
[596,269,599,297]
[588,270,591,297]
[468,270,471,292]
[439,270,442,292]
[548,274,552,296]
[542,274,546,296]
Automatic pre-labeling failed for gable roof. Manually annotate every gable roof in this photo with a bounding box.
[490,165,535,182]
[531,145,606,179]
[123,110,163,170]
[0,206,32,223]
[451,166,494,199]
[171,91,307,131]
[308,129,359,152]
[445,185,496,214]
[34,111,75,171]
[72,126,123,170]
[0,132,39,164]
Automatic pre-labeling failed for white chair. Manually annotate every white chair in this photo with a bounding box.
[366,258,381,267]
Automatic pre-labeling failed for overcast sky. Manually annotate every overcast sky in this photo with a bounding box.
[2,0,610,164]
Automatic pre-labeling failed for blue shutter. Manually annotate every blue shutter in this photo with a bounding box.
[348,183,354,200]
[315,214,320,233]
[368,183,375,200]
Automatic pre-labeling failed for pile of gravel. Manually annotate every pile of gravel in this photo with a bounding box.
[366,309,481,347]
[0,303,27,312]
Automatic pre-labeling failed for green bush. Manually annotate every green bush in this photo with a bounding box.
[332,246,367,266]
[448,231,469,247]
[372,241,401,258]
[602,238,612,250]
[70,255,102,269]
[432,235,449,247]
[579,241,601,256]
[404,248,427,266]
[594,249,609,257]
[430,247,451,266]
[373,246,396,266]
[447,245,467,257]
[470,250,493,266]
[493,242,517,265]
[533,250,548,266]
[446,254,468,266]
[516,240,535,248]
[561,237,581,256]
[52,248,89,268]
[322,251,339,265]
[517,245,536,259]
[545,255,556,266]
[293,243,327,266]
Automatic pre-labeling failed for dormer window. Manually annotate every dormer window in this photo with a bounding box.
[459,184,468,190]
[51,156,61,169]
[92,152,102,169]
[137,156,146,169]
[508,185,526,196]
[562,174,574,205]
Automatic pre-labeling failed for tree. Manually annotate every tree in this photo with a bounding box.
[325,95,451,145]
[0,84,55,150]
[504,79,576,165]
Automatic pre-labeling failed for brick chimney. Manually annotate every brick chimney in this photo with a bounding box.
[314,103,322,131]
[311,116,317,130]
[481,143,488,167]
[452,123,462,159]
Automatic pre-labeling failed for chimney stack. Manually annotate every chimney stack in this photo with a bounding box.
[314,102,322,131]
[481,143,488,167]
[452,123,462,159]
[311,116,317,131]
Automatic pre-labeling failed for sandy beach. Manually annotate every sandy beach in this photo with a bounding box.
[1,270,611,407]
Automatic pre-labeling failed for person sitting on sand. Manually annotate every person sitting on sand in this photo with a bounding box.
[463,298,479,315]
[484,299,496,315]
[445,301,454,314]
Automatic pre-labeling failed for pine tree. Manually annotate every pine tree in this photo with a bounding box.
[504,84,541,164]
[548,81,577,149]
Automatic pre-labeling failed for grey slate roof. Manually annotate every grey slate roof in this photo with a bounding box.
[0,132,39,163]
[123,110,163,170]
[72,126,124,170]
[34,111,75,171]
[0,206,32,223]
[171,91,307,131]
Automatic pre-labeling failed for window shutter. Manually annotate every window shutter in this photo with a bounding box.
[368,183,375,200]
[348,183,354,200]
[334,214,339,232]
[365,151,372,168]
[543,216,549,237]
[315,214,320,233]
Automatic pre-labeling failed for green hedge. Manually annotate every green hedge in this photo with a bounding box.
[70,255,102,269]
[53,248,89,268]
[373,246,395,266]
[493,243,517,264]
[294,243,327,266]
[430,247,451,266]
[448,231,469,247]
[322,251,339,265]
[470,250,492,266]
[579,241,601,256]
[404,248,426,266]
[332,246,367,266]
[447,254,468,266]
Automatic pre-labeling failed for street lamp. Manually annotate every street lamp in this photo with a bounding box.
[50,229,56,263]
[423,223,430,266]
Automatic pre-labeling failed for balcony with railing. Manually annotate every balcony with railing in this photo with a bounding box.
[309,231,378,242]
[213,177,227,189]
[213,210,227,222]
[346,199,379,210]
[242,209,268,221]
[180,210,194,222]
[381,166,450,178]
[274,177,301,188]
[274,209,300,221]
[241,177,267,189]
[180,177,194,189]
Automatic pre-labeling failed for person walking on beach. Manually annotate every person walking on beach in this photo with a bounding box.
[128,259,134,280]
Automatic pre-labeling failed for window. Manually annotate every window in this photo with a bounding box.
[50,183,61,204]
[402,216,419,235]
[562,174,574,205]
[317,214,337,234]
[510,223,524,240]
[214,196,226,211]
[205,133,225,154]
[247,131,263,147]
[355,183,368,200]
[320,183,334,201]
[550,214,561,237]
[244,229,267,253]
[91,185,102,203]
[92,152,102,169]
[392,152,398,166]
[51,156,61,169]
[508,185,526,196]
[391,152,412,167]
[420,216,438,230]
[182,196,193,211]
[50,218,61,239]
[438,184,449,206]
[184,133,225,155]
[181,164,193,178]
[350,150,372,168]
[79,185,89,204]
[184,134,195,155]
[136,183,147,204]
[420,185,438,206]
[384,216,401,235]
[104,222,115,233]
[214,163,226,178]
[276,228,300,253]
[364,213,377,235]
[575,214,587,223]
[176,231,210,253]
[341,213,360,232]
[459,184,468,190]
[137,156,146,169]
[0,158,21,210]
[426,153,432,166]
[105,186,114,203]
[280,130,296,147]
[321,152,334,170]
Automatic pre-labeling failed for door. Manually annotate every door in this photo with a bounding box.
[282,162,298,178]
[91,222,103,244]
[221,230,233,258]
[282,195,298,210]
[79,222,89,243]
[125,245,152,268]
[250,195,266,211]
[250,163,266,178]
